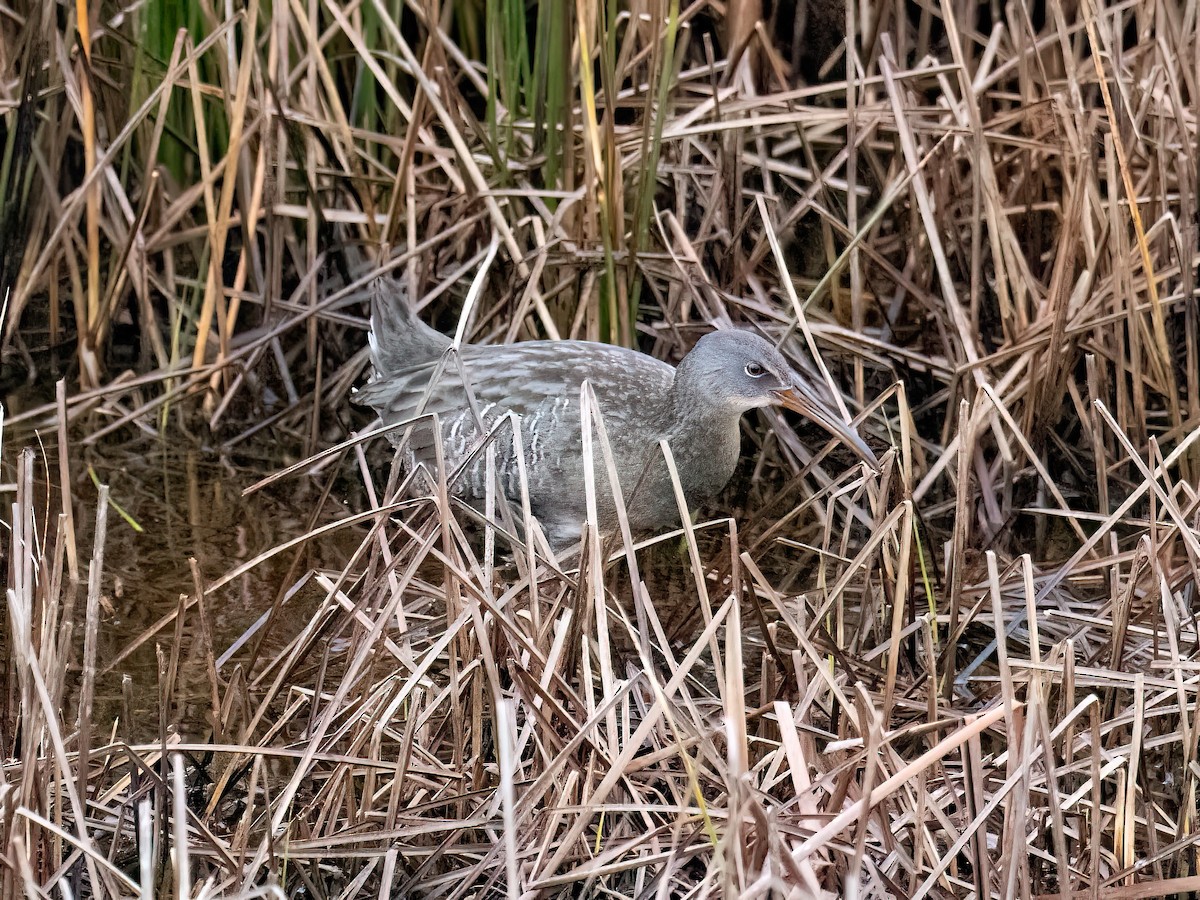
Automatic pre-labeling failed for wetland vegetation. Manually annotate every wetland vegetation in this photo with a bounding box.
[2,0,1199,896]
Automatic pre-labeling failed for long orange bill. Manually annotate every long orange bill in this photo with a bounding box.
[773,382,879,468]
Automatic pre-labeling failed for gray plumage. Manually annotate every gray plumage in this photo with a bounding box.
[356,278,875,550]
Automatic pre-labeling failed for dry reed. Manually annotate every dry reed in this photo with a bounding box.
[2,0,1199,897]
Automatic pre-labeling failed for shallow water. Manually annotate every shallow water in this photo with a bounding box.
[5,428,364,739]
[3,383,851,744]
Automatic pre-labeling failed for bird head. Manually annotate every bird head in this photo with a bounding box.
[679,330,878,467]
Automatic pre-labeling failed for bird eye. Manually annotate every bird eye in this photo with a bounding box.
[745,362,766,378]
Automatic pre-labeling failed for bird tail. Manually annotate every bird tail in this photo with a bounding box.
[367,277,450,374]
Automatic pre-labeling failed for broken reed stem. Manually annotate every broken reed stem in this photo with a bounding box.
[2,0,1199,896]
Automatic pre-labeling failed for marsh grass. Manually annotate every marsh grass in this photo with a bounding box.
[3,0,1200,896]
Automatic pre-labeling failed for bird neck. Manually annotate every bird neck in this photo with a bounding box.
[663,380,744,500]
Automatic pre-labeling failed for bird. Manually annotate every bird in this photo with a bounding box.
[355,278,877,551]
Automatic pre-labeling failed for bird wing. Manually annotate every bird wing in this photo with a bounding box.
[354,340,676,497]
[356,340,674,423]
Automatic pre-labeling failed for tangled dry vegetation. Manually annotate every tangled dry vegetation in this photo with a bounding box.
[3,0,1200,897]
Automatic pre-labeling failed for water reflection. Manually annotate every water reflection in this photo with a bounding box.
[2,410,847,743]
[59,436,360,738]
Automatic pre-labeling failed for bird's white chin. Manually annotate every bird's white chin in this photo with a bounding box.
[725,397,774,416]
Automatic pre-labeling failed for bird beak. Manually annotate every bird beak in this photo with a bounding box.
[772,381,879,468]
